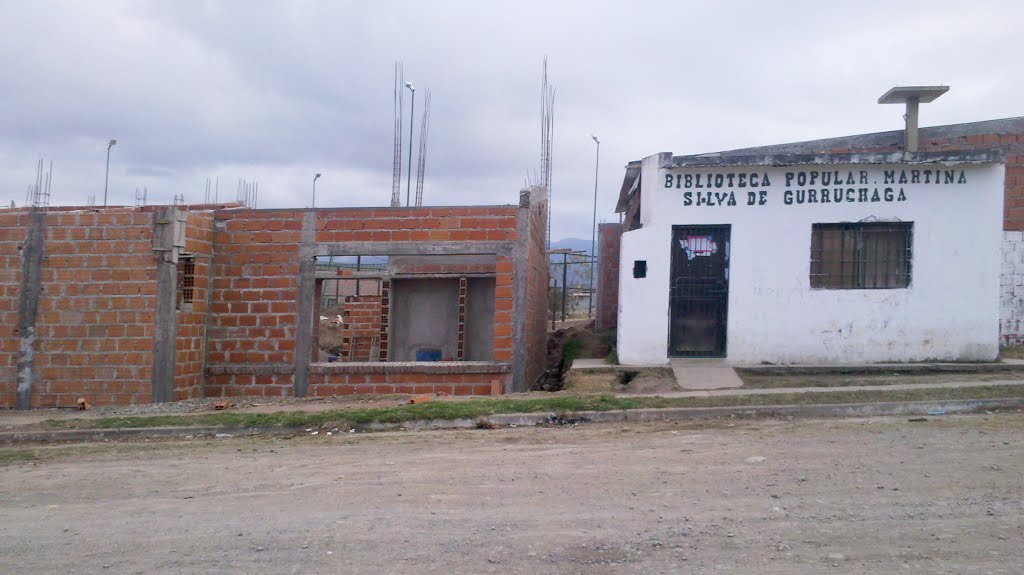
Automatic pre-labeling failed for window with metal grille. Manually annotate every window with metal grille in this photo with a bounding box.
[177,255,196,306]
[810,222,912,289]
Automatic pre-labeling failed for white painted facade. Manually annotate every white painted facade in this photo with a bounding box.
[617,153,1005,365]
[1000,231,1024,345]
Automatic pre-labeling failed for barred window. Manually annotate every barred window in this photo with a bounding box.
[177,255,196,309]
[810,223,912,289]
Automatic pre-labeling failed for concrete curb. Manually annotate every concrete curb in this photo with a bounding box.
[736,363,1024,375]
[2,397,1021,444]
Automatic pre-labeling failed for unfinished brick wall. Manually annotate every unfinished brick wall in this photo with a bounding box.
[336,295,383,361]
[595,223,622,331]
[205,205,527,398]
[204,209,303,397]
[307,365,509,396]
[206,209,302,366]
[174,211,214,400]
[2,198,548,405]
[0,212,25,406]
[0,209,158,407]
[315,208,518,244]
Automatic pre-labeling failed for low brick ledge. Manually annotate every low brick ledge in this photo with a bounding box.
[204,362,510,376]
[309,361,509,375]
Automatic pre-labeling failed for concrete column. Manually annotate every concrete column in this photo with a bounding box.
[509,190,531,392]
[151,206,184,403]
[292,211,317,397]
[14,210,46,410]
[152,255,177,402]
[905,97,920,153]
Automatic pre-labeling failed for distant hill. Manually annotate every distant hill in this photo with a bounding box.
[549,237,593,256]
[549,238,594,289]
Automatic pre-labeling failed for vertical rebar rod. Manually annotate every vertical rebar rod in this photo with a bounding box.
[405,86,415,207]
[561,252,568,322]
[391,62,404,207]
[415,89,430,207]
[588,136,600,318]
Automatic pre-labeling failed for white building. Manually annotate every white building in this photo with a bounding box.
[615,150,1006,365]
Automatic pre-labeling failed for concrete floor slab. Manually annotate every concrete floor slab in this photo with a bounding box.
[670,359,745,390]
[568,358,610,369]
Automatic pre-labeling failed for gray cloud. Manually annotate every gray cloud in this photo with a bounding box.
[1,0,1020,238]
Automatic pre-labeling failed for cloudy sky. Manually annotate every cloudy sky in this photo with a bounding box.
[1,0,1020,239]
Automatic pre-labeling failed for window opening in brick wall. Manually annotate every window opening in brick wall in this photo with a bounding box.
[176,255,196,310]
[810,222,912,289]
[314,254,499,363]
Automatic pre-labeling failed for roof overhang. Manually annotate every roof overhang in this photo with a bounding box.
[614,161,642,213]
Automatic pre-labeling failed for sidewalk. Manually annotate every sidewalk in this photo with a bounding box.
[618,378,1024,398]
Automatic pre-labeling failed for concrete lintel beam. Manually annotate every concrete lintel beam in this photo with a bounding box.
[315,241,516,257]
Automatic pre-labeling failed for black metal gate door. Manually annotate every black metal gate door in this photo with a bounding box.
[669,225,730,357]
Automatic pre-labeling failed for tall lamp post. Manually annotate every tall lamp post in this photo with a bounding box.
[588,135,600,318]
[103,139,117,206]
[312,173,321,208]
[405,81,416,206]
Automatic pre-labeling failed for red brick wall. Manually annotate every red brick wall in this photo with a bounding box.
[308,370,507,397]
[174,211,214,400]
[0,209,158,407]
[595,223,622,331]
[206,367,509,398]
[493,257,515,364]
[205,206,523,398]
[337,295,383,361]
[314,207,518,244]
[0,212,25,407]
[204,372,293,398]
[2,202,539,405]
[205,209,303,373]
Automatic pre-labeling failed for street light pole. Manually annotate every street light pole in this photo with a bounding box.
[588,135,600,319]
[312,173,321,208]
[103,139,117,206]
[405,82,416,207]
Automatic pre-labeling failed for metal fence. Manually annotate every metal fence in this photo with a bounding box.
[548,251,595,328]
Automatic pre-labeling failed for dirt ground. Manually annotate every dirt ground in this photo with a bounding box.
[1,414,1021,574]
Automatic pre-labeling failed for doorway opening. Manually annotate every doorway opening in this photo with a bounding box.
[669,225,730,357]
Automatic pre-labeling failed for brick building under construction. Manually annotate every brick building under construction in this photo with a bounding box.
[1,187,549,408]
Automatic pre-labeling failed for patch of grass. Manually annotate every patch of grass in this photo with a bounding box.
[29,384,1024,432]
[1000,344,1024,360]
[0,448,40,465]
[561,339,583,368]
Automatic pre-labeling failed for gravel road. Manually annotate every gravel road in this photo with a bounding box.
[0,413,1021,574]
